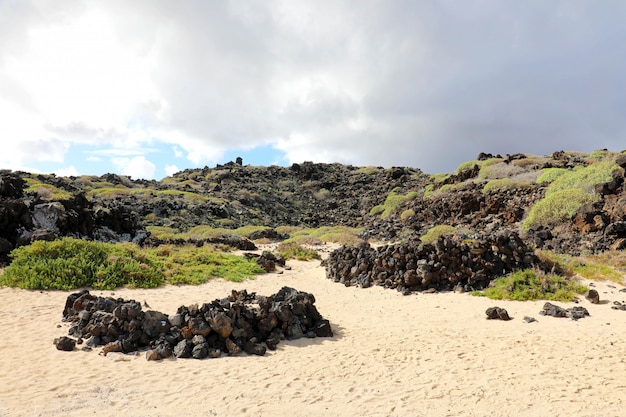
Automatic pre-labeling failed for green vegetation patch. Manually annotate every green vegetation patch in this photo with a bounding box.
[284,226,363,246]
[537,250,625,285]
[24,179,73,201]
[547,160,622,195]
[87,187,131,198]
[355,166,381,175]
[522,189,599,231]
[420,225,458,245]
[587,148,610,160]
[0,238,165,290]
[370,189,419,219]
[0,238,268,290]
[400,209,415,222]
[477,158,506,179]
[536,168,569,184]
[151,245,265,285]
[275,242,321,261]
[482,178,530,194]
[146,226,183,240]
[456,160,481,173]
[471,269,587,301]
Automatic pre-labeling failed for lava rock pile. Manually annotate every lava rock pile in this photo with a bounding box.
[324,231,542,294]
[56,286,333,360]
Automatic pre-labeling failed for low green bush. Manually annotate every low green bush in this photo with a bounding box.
[283,225,363,246]
[471,269,587,301]
[456,160,480,173]
[276,242,321,261]
[0,238,165,290]
[370,189,419,219]
[420,225,458,245]
[482,178,529,194]
[400,209,415,222]
[536,168,569,184]
[522,189,599,231]
[24,180,73,201]
[154,245,265,285]
[547,161,621,195]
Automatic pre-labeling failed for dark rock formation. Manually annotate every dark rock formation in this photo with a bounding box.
[54,336,76,351]
[585,289,600,304]
[58,287,332,360]
[539,302,590,320]
[485,307,511,320]
[324,231,542,294]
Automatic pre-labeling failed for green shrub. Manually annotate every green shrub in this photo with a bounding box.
[536,168,569,184]
[369,205,385,216]
[482,178,529,194]
[471,269,587,301]
[588,149,609,160]
[420,225,458,245]
[24,180,73,201]
[355,166,381,175]
[537,250,624,284]
[430,173,451,183]
[276,242,321,261]
[522,189,599,231]
[284,226,363,246]
[154,245,265,285]
[456,160,480,173]
[0,238,165,290]
[547,161,621,195]
[400,209,415,222]
[422,184,435,199]
[374,189,418,219]
[477,159,506,179]
[146,226,183,240]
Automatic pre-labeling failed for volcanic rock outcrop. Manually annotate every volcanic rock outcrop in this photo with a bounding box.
[324,231,542,294]
[58,287,333,360]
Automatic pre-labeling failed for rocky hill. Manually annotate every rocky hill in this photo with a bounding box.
[1,149,625,265]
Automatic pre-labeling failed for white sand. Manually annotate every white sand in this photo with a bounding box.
[1,252,625,417]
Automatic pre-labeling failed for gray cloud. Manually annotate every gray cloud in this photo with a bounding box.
[1,0,625,175]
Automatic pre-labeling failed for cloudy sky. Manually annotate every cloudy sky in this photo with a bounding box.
[1,0,625,179]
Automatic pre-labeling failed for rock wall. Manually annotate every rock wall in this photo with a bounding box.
[57,287,333,360]
[324,232,541,294]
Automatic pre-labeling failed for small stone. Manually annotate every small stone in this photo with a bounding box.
[192,343,209,359]
[207,348,222,358]
[188,317,212,336]
[225,338,241,356]
[485,307,511,321]
[523,316,537,323]
[145,349,161,361]
[173,340,193,358]
[54,336,76,351]
[191,335,206,345]
[585,289,600,304]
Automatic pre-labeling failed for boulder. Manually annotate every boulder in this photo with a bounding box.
[485,307,511,321]
[54,336,76,351]
[585,289,600,304]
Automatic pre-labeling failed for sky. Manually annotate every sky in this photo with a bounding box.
[1,0,625,180]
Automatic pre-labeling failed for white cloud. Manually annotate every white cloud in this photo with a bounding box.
[164,164,179,177]
[112,156,156,179]
[54,166,79,177]
[1,0,625,176]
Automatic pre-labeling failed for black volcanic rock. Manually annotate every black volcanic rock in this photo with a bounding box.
[2,151,626,258]
[56,287,333,360]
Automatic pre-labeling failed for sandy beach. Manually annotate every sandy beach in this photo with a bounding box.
[1,249,625,417]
